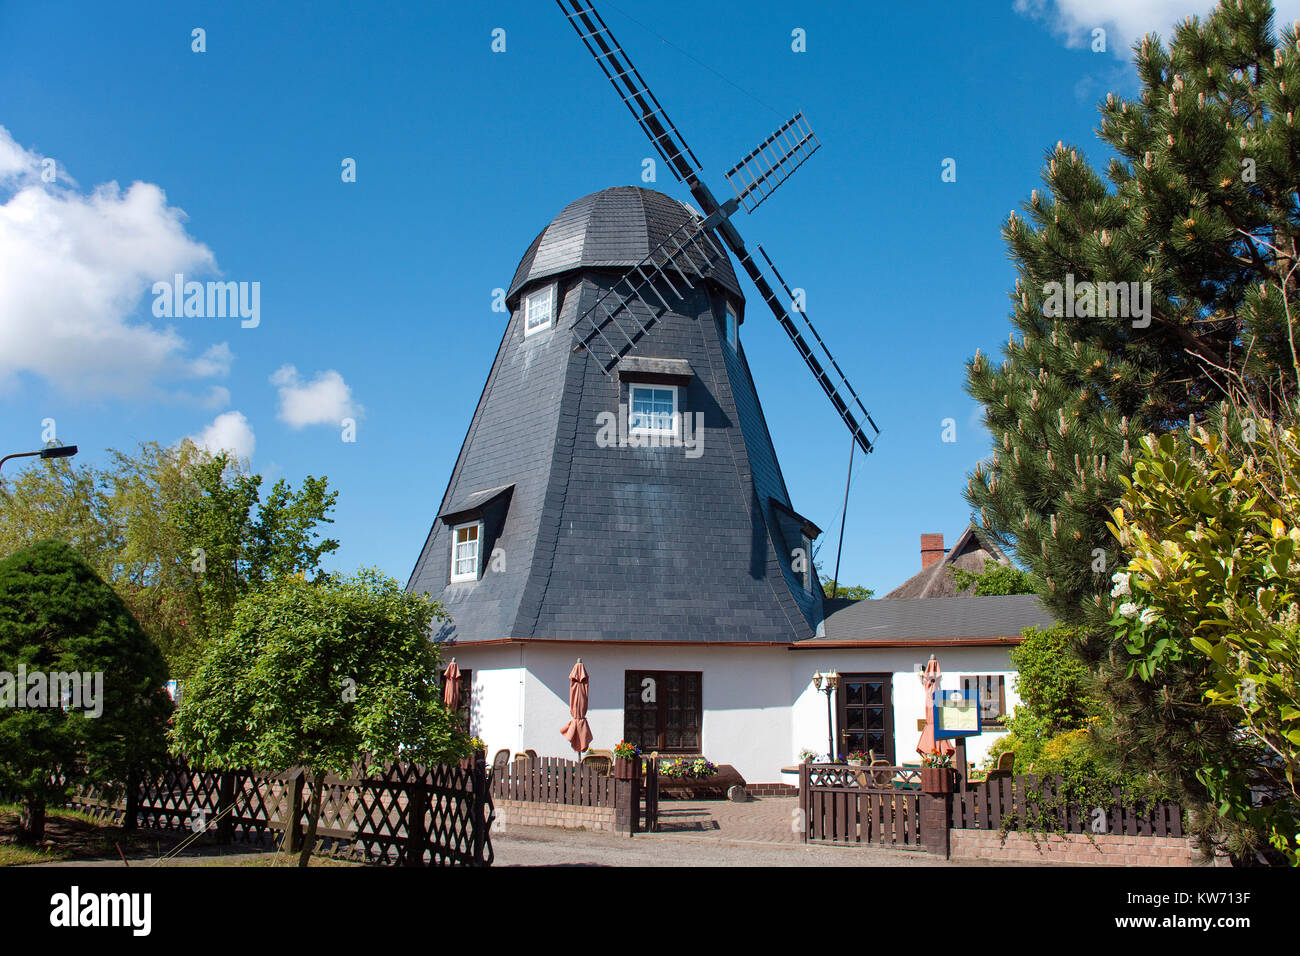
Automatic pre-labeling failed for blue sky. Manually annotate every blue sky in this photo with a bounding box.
[0,0,1271,594]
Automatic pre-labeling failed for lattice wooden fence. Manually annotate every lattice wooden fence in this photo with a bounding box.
[42,755,493,866]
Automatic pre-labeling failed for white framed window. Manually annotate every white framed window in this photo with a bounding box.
[450,521,482,582]
[524,284,554,337]
[725,302,738,348]
[629,384,678,437]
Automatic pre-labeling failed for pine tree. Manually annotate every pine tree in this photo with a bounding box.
[965,0,1300,861]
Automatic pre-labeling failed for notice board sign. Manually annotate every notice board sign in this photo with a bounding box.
[933,687,981,739]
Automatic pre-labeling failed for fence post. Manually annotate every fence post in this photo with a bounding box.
[284,767,305,853]
[405,779,429,867]
[470,750,489,866]
[798,762,810,843]
[613,759,640,837]
[919,791,951,859]
[217,770,236,845]
[122,769,139,832]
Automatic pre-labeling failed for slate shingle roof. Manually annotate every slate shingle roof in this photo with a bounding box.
[807,593,1055,645]
[408,186,822,645]
[506,186,743,305]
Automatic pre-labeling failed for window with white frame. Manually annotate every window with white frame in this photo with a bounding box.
[725,302,738,348]
[524,285,554,337]
[450,521,482,582]
[629,384,678,436]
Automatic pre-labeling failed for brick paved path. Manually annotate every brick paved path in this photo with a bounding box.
[651,796,806,844]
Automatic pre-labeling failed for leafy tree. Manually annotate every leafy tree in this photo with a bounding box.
[0,442,340,680]
[0,540,171,843]
[949,558,1037,596]
[963,0,1300,862]
[820,580,875,600]
[1110,417,1300,863]
[1011,624,1095,733]
[172,570,465,866]
[175,453,339,659]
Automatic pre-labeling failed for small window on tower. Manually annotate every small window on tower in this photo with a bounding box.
[629,384,678,437]
[524,285,554,337]
[450,521,482,582]
[725,302,738,348]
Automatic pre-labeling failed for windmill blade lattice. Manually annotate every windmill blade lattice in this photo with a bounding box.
[569,214,728,373]
[740,245,879,455]
[556,1,701,183]
[556,0,878,456]
[724,112,821,215]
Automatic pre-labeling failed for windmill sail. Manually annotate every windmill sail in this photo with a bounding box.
[555,0,878,455]
[555,0,701,183]
[569,214,728,372]
[724,112,821,214]
[737,245,879,455]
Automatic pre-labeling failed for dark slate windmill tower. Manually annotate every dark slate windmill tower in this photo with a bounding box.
[408,2,879,774]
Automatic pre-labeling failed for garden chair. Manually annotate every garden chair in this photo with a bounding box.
[985,751,1015,783]
[868,759,893,788]
[491,749,510,779]
[581,754,612,776]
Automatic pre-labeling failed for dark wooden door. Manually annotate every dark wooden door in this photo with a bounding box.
[837,673,894,764]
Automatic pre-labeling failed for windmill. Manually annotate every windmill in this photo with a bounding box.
[556,0,879,461]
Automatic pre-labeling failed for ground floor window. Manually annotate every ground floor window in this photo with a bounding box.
[962,674,1006,727]
[623,670,701,753]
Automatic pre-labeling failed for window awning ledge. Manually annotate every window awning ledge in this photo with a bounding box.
[617,356,693,384]
[438,484,515,526]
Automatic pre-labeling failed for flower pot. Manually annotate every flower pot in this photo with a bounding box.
[920,767,955,794]
[847,759,866,767]
[613,756,637,780]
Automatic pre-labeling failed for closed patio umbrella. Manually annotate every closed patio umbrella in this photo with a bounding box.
[443,658,462,720]
[559,659,593,755]
[916,654,955,759]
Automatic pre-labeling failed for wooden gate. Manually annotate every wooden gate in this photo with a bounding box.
[799,763,925,847]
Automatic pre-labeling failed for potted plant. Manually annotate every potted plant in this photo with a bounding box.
[612,740,639,779]
[920,749,956,793]
[458,735,487,769]
[846,750,871,767]
[798,748,820,765]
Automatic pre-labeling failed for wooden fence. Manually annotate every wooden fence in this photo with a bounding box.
[491,756,614,807]
[490,755,658,833]
[44,755,494,866]
[799,763,927,847]
[950,774,1185,838]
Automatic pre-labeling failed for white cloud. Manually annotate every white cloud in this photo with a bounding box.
[0,125,229,398]
[1016,0,1300,54]
[270,364,360,428]
[190,410,256,460]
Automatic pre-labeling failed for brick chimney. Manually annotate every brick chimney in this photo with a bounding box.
[920,533,945,570]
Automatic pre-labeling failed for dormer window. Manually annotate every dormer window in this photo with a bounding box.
[725,302,738,348]
[524,284,554,337]
[451,521,482,582]
[629,384,678,437]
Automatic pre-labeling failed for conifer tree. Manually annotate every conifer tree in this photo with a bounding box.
[964,0,1300,860]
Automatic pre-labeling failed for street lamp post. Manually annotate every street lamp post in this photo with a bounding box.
[0,444,78,474]
[811,669,840,762]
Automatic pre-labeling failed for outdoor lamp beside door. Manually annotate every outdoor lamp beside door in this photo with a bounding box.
[811,670,839,762]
